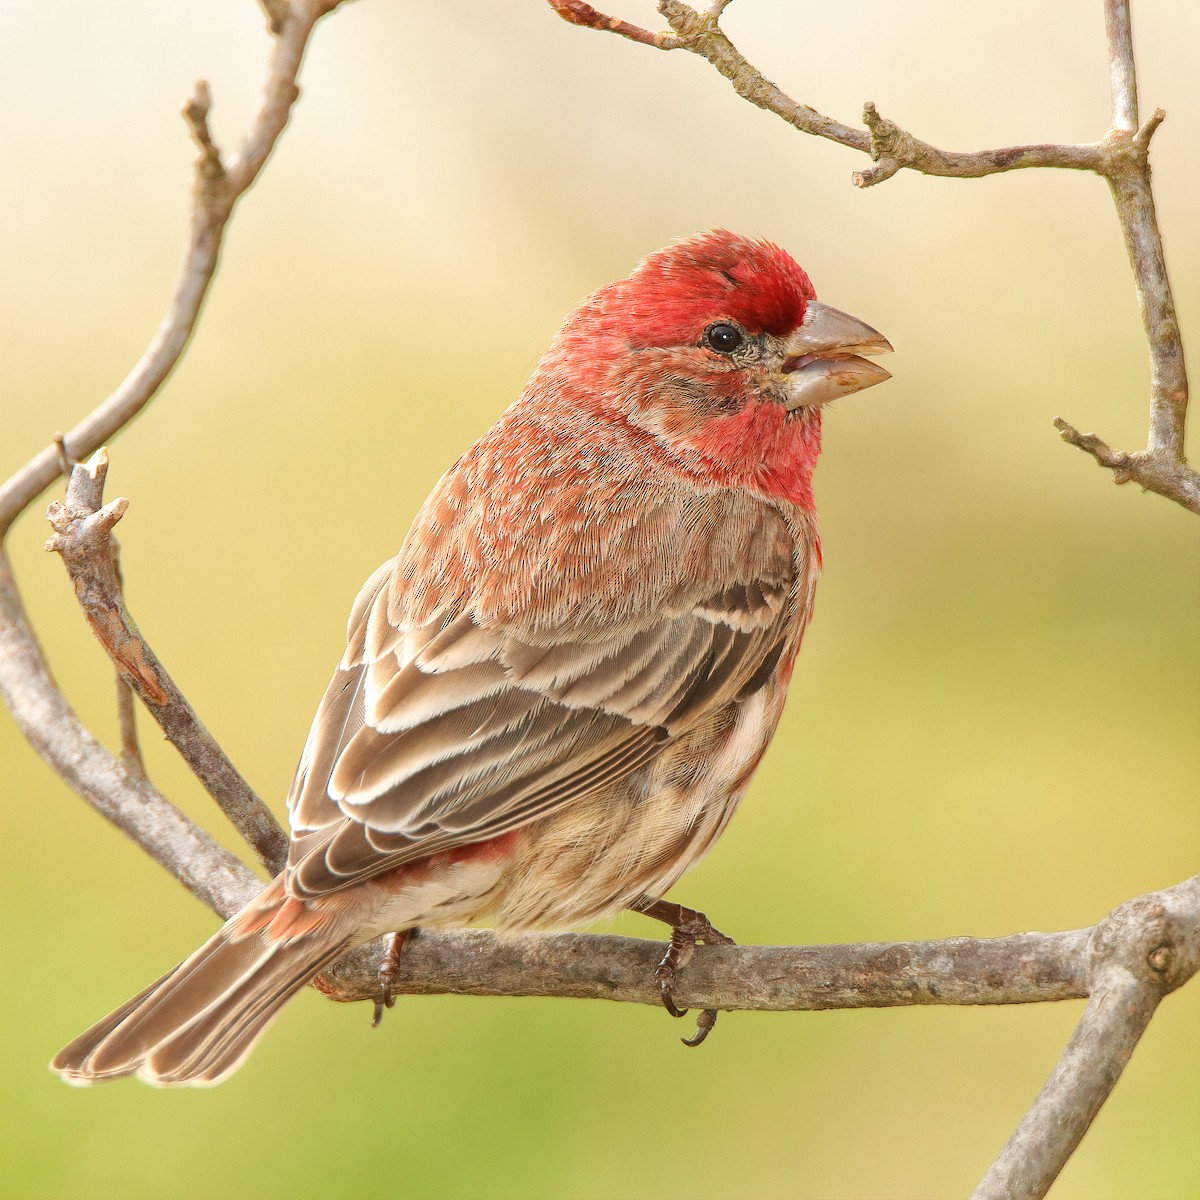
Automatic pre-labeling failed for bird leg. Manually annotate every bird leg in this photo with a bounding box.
[630,896,735,1047]
[371,927,416,1028]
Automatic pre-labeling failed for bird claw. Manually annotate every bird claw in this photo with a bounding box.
[370,993,394,1030]
[370,928,414,1029]
[634,896,735,1048]
[655,967,689,1019]
[681,1007,718,1048]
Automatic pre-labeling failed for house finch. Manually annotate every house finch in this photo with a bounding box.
[53,229,890,1086]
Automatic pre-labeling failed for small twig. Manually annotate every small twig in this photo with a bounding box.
[0,0,345,539]
[43,451,288,872]
[971,884,1200,1200]
[106,532,146,778]
[258,0,291,37]
[549,1,1120,178]
[1104,0,1139,133]
[115,675,144,779]
[548,0,682,48]
[548,0,1194,516]
[852,101,1108,189]
[1052,0,1194,508]
[1054,419,1200,511]
[0,552,263,918]
[53,433,74,476]
[182,80,225,187]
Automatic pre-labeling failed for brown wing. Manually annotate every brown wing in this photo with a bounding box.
[284,569,796,898]
[283,435,809,899]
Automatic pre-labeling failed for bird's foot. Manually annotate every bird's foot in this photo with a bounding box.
[371,928,416,1028]
[631,896,735,1048]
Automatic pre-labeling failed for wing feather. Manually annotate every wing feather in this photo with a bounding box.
[283,459,811,899]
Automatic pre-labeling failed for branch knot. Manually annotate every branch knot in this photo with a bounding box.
[183,81,229,201]
[852,102,916,187]
[1089,885,1200,996]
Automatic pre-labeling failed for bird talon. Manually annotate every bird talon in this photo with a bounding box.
[633,896,734,1047]
[633,897,734,1046]
[681,1009,718,1048]
[658,980,688,1019]
[370,929,412,1028]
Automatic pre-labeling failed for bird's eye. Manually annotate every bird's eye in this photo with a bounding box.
[704,323,744,354]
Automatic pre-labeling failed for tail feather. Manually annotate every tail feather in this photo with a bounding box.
[151,940,351,1086]
[52,881,355,1087]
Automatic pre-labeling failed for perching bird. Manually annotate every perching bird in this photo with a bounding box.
[53,230,891,1085]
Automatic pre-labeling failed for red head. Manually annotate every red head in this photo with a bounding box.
[612,230,815,347]
[530,230,891,508]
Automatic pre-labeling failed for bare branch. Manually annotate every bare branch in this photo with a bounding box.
[0,0,345,916]
[1105,0,1139,132]
[258,0,292,38]
[1055,3,1193,508]
[1054,418,1200,512]
[972,880,1200,1200]
[550,1,1120,176]
[0,0,345,538]
[547,0,1194,514]
[43,451,289,871]
[315,923,1095,1011]
[0,552,263,918]
[548,0,683,48]
[852,101,1108,189]
[1107,143,1190,464]
[115,674,145,779]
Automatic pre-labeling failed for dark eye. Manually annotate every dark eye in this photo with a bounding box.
[704,322,744,354]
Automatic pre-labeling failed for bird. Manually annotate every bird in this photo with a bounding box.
[52,229,891,1086]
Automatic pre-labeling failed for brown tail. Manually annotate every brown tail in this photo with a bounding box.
[51,878,354,1087]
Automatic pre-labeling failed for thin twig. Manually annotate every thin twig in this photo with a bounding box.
[0,0,343,538]
[548,0,683,48]
[0,0,342,908]
[547,0,1195,514]
[1054,417,1199,511]
[1104,0,1139,133]
[43,452,289,871]
[1107,124,1191,465]
[0,552,263,918]
[971,884,1200,1200]
[115,679,144,779]
[1055,2,1194,507]
[550,1,1118,177]
[105,535,147,779]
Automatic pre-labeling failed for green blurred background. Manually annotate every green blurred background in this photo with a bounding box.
[2,2,1197,1197]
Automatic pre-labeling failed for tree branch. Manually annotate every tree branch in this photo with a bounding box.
[547,0,1195,514]
[550,0,1115,180]
[321,879,1197,1023]
[0,0,343,539]
[43,451,288,872]
[1049,0,1196,510]
[1104,0,1140,134]
[0,1,343,905]
[972,881,1200,1200]
[0,550,263,917]
[314,923,1098,1011]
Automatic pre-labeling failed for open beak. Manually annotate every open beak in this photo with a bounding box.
[781,301,893,411]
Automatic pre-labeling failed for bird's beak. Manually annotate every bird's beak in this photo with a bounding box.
[780,301,893,410]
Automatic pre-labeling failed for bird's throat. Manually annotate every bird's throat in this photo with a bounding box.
[680,399,823,509]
